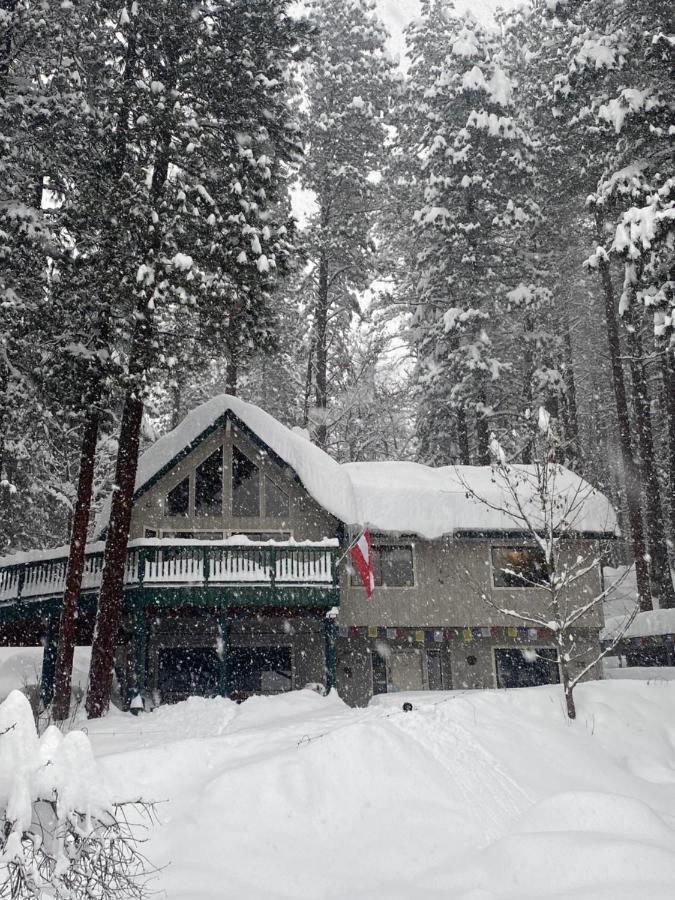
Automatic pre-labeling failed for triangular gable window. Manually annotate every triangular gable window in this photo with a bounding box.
[166,477,189,516]
[232,446,260,517]
[195,448,223,516]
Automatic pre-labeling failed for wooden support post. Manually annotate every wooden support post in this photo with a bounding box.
[217,609,229,698]
[324,616,337,693]
[40,612,60,709]
[130,606,149,704]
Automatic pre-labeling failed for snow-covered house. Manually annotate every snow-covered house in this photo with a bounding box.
[0,396,618,708]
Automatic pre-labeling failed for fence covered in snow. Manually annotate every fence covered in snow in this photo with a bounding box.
[0,540,339,604]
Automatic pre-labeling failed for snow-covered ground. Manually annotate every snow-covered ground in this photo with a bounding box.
[62,681,675,899]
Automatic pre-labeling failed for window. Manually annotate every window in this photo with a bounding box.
[372,651,388,695]
[427,649,443,690]
[232,446,260,517]
[195,448,223,516]
[494,648,559,689]
[351,544,414,588]
[230,532,291,542]
[265,476,289,517]
[145,529,158,538]
[166,477,189,516]
[492,546,549,588]
[162,531,223,540]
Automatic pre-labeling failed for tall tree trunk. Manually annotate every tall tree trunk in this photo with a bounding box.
[561,320,581,464]
[663,349,675,541]
[624,311,675,609]
[53,406,100,720]
[85,389,143,718]
[226,339,238,396]
[86,21,178,717]
[475,388,490,465]
[314,250,329,448]
[521,313,534,464]
[302,335,315,429]
[594,211,651,611]
[456,407,470,464]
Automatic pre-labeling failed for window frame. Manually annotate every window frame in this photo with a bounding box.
[194,446,224,518]
[231,444,261,518]
[492,646,560,689]
[165,476,190,517]
[491,544,550,590]
[351,543,415,589]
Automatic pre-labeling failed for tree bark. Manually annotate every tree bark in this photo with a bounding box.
[662,348,675,542]
[594,212,651,611]
[314,249,329,449]
[456,407,470,464]
[226,339,238,396]
[52,407,100,720]
[561,319,581,465]
[475,388,490,465]
[85,390,143,718]
[624,315,675,609]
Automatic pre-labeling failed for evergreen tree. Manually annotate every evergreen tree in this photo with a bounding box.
[299,0,396,448]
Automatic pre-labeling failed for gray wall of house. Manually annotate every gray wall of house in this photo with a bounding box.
[130,420,339,541]
[339,536,604,629]
[336,630,601,707]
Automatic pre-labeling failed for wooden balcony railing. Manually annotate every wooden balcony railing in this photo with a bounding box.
[0,540,339,604]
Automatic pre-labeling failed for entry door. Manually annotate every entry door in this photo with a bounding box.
[388,649,426,692]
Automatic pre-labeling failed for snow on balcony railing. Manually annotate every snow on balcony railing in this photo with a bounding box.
[0,540,339,604]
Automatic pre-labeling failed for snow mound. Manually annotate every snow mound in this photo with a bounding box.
[83,680,675,900]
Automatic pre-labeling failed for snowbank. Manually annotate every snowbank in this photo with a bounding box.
[0,646,91,701]
[92,394,618,541]
[82,680,675,900]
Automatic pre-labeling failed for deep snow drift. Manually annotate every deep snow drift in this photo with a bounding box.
[65,681,675,900]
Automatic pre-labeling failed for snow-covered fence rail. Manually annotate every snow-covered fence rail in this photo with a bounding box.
[0,541,339,603]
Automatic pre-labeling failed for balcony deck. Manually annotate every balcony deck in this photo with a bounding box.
[0,539,340,620]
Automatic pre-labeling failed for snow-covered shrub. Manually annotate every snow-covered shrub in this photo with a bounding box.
[0,691,150,899]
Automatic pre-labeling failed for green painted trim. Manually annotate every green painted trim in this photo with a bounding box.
[324,617,337,692]
[124,585,340,609]
[130,607,149,702]
[216,610,229,698]
[39,612,60,707]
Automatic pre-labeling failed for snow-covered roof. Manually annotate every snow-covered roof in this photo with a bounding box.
[94,394,618,541]
[602,608,675,642]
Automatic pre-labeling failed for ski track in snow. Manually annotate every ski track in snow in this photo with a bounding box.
[76,682,675,900]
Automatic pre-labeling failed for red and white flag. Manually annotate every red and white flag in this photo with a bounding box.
[350,530,374,598]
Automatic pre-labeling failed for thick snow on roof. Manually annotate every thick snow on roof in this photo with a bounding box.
[94,395,618,540]
[603,608,675,642]
[93,395,359,538]
[344,461,618,538]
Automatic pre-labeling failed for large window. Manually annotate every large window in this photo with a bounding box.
[265,476,289,517]
[492,546,549,588]
[494,648,559,689]
[195,448,223,516]
[232,446,260,517]
[350,544,415,588]
[166,477,189,516]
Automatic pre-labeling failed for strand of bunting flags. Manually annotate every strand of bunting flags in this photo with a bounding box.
[337,625,551,642]
[607,634,675,649]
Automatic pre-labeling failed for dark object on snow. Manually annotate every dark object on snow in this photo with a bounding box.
[402,702,413,712]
